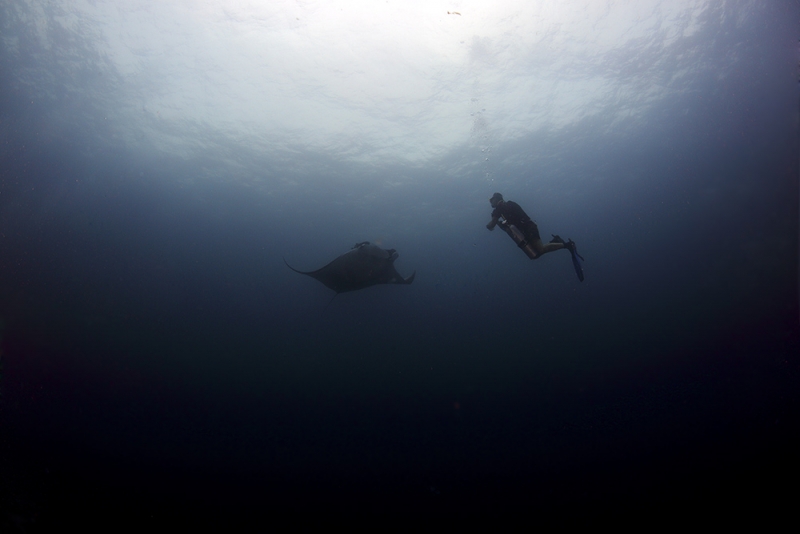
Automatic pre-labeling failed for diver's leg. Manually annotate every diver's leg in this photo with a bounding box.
[545,235,583,258]
[536,233,566,255]
[530,238,565,256]
[539,241,565,255]
[534,233,564,255]
[525,222,551,257]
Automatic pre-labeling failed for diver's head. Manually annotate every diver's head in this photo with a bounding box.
[489,192,504,208]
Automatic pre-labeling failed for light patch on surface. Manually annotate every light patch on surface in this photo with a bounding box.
[5,0,723,168]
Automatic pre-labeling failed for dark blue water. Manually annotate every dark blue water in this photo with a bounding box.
[1,1,798,529]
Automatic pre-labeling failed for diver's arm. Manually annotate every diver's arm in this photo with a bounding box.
[486,217,499,231]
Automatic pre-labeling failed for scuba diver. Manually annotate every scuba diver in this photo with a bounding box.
[486,192,584,281]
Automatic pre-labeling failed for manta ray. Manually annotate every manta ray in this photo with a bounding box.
[284,241,416,294]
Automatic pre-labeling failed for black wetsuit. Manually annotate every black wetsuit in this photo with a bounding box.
[492,201,540,242]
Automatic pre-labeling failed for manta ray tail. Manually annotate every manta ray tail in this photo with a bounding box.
[283,257,307,274]
[322,292,338,312]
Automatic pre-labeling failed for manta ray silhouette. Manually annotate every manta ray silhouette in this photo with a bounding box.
[284,242,416,293]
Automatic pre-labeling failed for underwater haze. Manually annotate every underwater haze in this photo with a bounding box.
[1,0,798,528]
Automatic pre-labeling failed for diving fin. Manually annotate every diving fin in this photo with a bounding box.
[566,239,584,282]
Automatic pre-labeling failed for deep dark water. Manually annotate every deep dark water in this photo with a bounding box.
[1,132,797,528]
[1,4,799,531]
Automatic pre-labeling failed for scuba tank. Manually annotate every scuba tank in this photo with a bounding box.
[498,218,538,259]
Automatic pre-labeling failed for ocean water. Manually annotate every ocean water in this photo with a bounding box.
[1,0,797,528]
